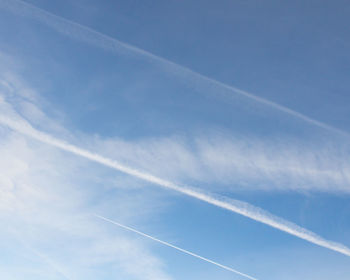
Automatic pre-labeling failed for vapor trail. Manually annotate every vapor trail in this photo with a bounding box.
[95,214,258,280]
[11,229,73,280]
[1,115,350,257]
[0,0,349,138]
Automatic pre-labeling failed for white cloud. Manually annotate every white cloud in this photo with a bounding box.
[89,133,350,193]
[0,128,173,280]
[0,64,173,280]
[1,49,350,280]
[1,0,349,139]
[2,89,350,258]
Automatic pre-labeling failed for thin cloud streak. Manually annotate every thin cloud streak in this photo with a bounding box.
[11,229,74,280]
[1,115,350,257]
[95,214,258,280]
[93,135,350,193]
[0,0,349,138]
[21,244,74,280]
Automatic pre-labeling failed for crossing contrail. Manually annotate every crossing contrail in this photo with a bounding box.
[0,0,349,139]
[1,114,350,257]
[95,214,258,280]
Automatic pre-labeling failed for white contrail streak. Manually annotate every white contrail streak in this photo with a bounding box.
[22,245,74,280]
[1,115,350,257]
[10,229,74,280]
[95,214,258,280]
[0,0,349,138]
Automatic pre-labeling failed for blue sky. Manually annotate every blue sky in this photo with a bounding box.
[0,0,350,279]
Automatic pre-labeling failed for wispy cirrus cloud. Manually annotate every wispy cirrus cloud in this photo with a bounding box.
[89,133,350,193]
[2,1,349,194]
[0,126,173,280]
[1,78,350,258]
[0,64,173,280]
[0,0,349,139]
[1,50,350,280]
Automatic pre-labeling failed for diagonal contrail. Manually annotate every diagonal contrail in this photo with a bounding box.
[95,214,258,280]
[0,0,349,138]
[10,228,74,280]
[1,114,350,257]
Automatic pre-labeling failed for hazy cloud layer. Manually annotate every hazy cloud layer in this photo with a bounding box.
[0,60,173,280]
[1,49,350,280]
[2,66,350,259]
[90,134,350,193]
[1,0,349,139]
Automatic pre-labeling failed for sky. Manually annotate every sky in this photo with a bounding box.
[0,0,350,279]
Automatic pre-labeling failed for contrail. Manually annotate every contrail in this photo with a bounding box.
[1,115,350,257]
[10,229,74,280]
[22,245,74,280]
[0,0,349,138]
[95,214,258,280]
